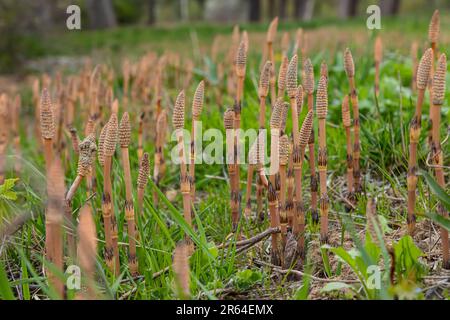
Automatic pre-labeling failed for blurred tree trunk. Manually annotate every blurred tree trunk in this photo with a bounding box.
[148,0,156,25]
[339,0,359,18]
[279,0,287,20]
[379,0,401,16]
[294,0,306,19]
[302,0,315,21]
[196,0,206,19]
[86,0,117,29]
[249,0,261,22]
[180,0,189,21]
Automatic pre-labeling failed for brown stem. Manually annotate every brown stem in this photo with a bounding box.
[189,121,196,201]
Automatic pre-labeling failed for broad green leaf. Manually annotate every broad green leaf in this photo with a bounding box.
[0,178,19,192]
[0,261,15,300]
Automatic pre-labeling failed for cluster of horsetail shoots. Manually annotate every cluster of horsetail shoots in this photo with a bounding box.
[45,157,65,298]
[76,204,98,300]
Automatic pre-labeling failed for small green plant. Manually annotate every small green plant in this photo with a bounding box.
[0,178,18,201]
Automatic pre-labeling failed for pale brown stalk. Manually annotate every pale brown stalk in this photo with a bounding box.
[45,157,65,298]
[316,76,329,243]
[76,204,98,300]
[407,48,433,235]
[119,112,138,275]
[173,241,191,299]
[430,54,449,269]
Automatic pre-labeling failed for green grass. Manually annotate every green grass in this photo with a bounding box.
[0,15,449,300]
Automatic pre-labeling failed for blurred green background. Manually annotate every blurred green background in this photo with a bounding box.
[0,0,449,73]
